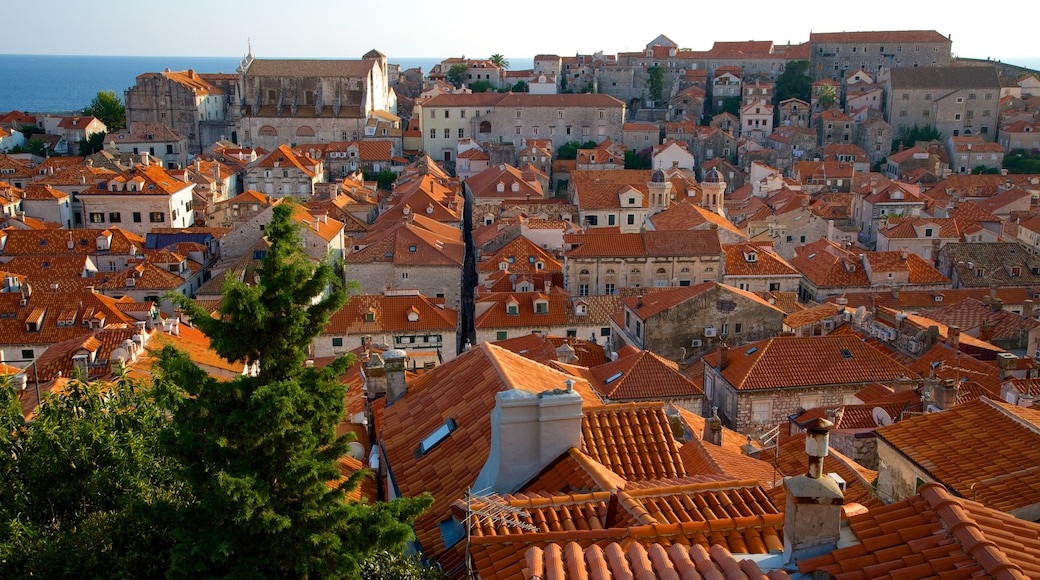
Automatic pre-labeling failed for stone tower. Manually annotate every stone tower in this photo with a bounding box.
[702,167,727,217]
[647,168,672,217]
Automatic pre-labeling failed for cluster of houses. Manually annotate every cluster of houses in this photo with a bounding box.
[3,29,1040,579]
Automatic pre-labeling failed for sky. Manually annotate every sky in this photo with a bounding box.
[2,1,1037,66]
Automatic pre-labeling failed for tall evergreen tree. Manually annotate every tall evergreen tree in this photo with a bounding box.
[158,201,429,578]
[0,372,181,579]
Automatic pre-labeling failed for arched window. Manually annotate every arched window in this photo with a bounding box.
[267,89,277,104]
[296,125,315,137]
[479,121,491,133]
[259,125,277,137]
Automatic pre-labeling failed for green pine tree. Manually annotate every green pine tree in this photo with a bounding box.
[158,201,430,578]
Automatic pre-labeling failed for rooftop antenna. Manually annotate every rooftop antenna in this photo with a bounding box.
[465,487,537,577]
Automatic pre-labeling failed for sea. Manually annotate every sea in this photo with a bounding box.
[0,54,535,114]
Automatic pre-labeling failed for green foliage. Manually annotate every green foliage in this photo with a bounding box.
[556,140,598,160]
[0,373,183,578]
[511,80,529,93]
[360,551,447,580]
[78,131,106,155]
[23,138,46,156]
[1004,149,1040,174]
[775,60,811,103]
[722,96,741,116]
[892,124,943,152]
[364,170,397,190]
[647,65,664,102]
[17,124,42,136]
[84,90,125,131]
[816,84,838,110]
[159,201,430,578]
[624,148,653,169]
[446,63,469,88]
[489,54,509,70]
[469,80,494,93]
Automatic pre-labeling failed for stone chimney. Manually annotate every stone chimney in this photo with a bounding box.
[473,384,584,494]
[949,325,960,348]
[554,341,577,363]
[703,406,723,446]
[891,285,899,299]
[783,417,843,564]
[979,320,996,342]
[1025,299,1035,319]
[384,349,408,403]
[996,352,1017,381]
[363,351,387,400]
[717,343,729,371]
[140,152,149,167]
[933,378,959,411]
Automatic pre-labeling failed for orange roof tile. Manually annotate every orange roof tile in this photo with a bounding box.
[800,482,1040,580]
[580,403,686,482]
[877,398,1040,513]
[716,335,914,391]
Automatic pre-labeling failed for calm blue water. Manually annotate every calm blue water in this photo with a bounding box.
[0,54,536,113]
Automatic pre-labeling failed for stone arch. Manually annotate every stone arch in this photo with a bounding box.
[479,121,491,133]
[296,125,315,137]
[259,125,278,137]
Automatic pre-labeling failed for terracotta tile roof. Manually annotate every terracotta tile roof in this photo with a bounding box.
[877,397,1040,512]
[493,334,605,367]
[800,482,1040,580]
[649,200,746,239]
[571,169,656,210]
[790,238,871,288]
[79,164,191,197]
[466,477,789,578]
[466,163,544,200]
[322,292,456,335]
[758,291,804,314]
[251,144,319,177]
[0,256,100,292]
[783,302,842,329]
[103,121,184,144]
[580,403,686,482]
[346,215,464,266]
[678,436,778,489]
[724,243,799,277]
[378,343,600,560]
[524,539,788,579]
[474,292,572,329]
[565,229,722,258]
[478,235,561,273]
[586,350,702,401]
[766,432,880,509]
[927,298,1040,341]
[810,30,950,44]
[717,335,914,391]
[0,289,141,348]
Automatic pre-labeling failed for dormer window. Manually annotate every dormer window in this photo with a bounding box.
[506,303,519,316]
[364,309,376,323]
[407,307,419,322]
[1011,266,1022,277]
[534,299,548,314]
[744,251,758,263]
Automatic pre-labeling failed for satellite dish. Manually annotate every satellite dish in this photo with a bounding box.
[346,441,365,460]
[872,406,893,427]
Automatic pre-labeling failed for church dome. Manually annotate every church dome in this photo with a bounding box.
[650,169,666,183]
[703,167,723,184]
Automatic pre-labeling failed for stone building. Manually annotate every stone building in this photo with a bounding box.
[104,122,190,170]
[237,50,394,150]
[563,229,723,296]
[702,334,913,435]
[610,282,786,364]
[882,66,1001,141]
[124,69,236,154]
[418,93,625,162]
[809,30,952,80]
[243,144,323,197]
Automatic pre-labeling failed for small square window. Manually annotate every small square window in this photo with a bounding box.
[332,337,343,347]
